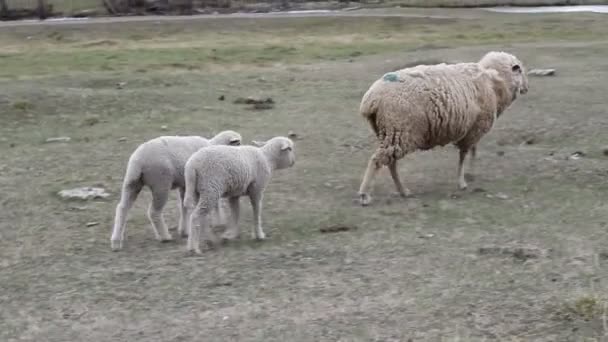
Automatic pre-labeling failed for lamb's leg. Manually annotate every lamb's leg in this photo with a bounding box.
[147,184,173,242]
[177,187,189,238]
[357,152,382,206]
[211,199,226,227]
[249,192,265,240]
[458,148,469,190]
[388,160,411,198]
[187,205,204,255]
[221,197,240,242]
[180,191,198,238]
[110,182,142,251]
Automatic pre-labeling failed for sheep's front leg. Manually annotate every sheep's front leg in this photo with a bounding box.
[357,152,382,206]
[221,197,241,242]
[249,192,265,240]
[457,148,469,190]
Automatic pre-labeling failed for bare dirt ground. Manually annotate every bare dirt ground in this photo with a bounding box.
[1,8,608,341]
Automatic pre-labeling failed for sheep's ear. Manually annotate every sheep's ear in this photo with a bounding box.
[251,140,266,147]
[229,138,241,146]
[280,141,292,151]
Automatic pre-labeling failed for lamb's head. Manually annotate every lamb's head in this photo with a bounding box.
[479,51,529,100]
[253,136,295,170]
[210,130,242,146]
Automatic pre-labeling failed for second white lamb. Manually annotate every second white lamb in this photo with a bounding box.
[183,136,296,254]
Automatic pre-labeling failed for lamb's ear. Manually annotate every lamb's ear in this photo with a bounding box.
[280,141,292,151]
[229,138,241,146]
[251,140,266,147]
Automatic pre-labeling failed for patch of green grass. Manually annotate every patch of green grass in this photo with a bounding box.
[0,13,606,77]
[559,295,608,321]
[12,100,34,111]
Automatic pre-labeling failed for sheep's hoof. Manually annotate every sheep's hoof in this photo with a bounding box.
[391,190,411,199]
[186,248,202,256]
[459,182,468,191]
[221,232,240,243]
[358,192,372,206]
[255,234,266,241]
[158,235,173,243]
[110,240,123,251]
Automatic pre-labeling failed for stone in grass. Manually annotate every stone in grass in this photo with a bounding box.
[528,68,556,77]
[58,187,110,201]
[45,136,71,143]
[319,225,357,233]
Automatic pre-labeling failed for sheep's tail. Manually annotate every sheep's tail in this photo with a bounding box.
[121,158,143,195]
[183,165,197,210]
[360,91,380,136]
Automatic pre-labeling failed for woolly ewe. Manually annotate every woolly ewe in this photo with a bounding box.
[183,136,295,254]
[110,130,242,250]
[357,51,529,206]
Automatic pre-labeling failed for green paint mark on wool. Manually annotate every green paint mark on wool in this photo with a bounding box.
[383,72,399,82]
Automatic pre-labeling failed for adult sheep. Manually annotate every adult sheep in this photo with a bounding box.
[357,51,529,206]
[183,136,296,255]
[110,130,242,251]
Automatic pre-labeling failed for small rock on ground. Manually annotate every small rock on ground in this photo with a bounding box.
[319,225,356,233]
[86,222,99,227]
[528,68,556,76]
[233,96,274,105]
[58,187,109,200]
[45,137,71,143]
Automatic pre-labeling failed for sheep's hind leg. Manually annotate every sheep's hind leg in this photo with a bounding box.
[186,205,205,255]
[457,148,470,190]
[148,185,173,243]
[465,145,477,182]
[220,197,240,242]
[110,182,142,251]
[177,188,190,238]
[357,152,382,206]
[388,160,411,198]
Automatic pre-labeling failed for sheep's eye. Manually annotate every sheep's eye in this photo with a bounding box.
[512,65,521,73]
[285,147,292,152]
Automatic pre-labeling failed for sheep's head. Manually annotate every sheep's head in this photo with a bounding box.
[211,130,242,146]
[479,51,529,100]
[253,137,296,170]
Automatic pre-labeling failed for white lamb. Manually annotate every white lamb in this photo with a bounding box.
[110,130,242,251]
[183,136,296,254]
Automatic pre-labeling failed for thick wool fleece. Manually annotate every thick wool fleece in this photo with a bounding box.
[361,51,528,167]
[357,51,528,205]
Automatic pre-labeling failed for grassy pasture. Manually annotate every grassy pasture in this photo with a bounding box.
[1,8,608,341]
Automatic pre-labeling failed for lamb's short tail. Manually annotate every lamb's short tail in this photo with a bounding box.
[121,159,143,195]
[183,165,197,210]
